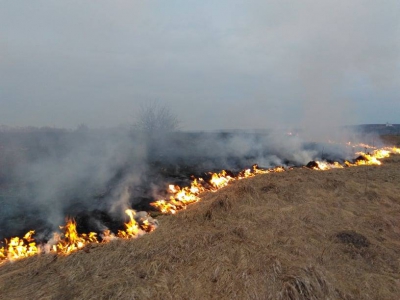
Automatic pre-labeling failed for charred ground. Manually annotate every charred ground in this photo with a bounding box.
[1,154,399,299]
[0,128,360,241]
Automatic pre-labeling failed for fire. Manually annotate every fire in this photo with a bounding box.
[387,147,400,154]
[272,166,286,173]
[355,153,382,166]
[190,179,205,194]
[0,209,157,265]
[1,145,399,266]
[150,164,285,214]
[172,184,202,203]
[0,230,39,263]
[346,148,392,167]
[150,180,205,214]
[52,219,98,255]
[210,170,233,189]
[101,230,116,243]
[373,149,391,159]
[238,164,269,179]
[117,209,140,239]
[150,199,178,214]
[308,147,399,170]
[310,161,344,171]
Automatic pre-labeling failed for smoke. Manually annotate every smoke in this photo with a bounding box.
[0,127,149,239]
[1,0,399,240]
[0,123,389,241]
[292,1,400,137]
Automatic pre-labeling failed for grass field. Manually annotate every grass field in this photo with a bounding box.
[1,155,399,299]
[380,135,400,147]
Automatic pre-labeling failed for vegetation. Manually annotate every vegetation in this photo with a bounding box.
[133,102,180,134]
[1,155,399,299]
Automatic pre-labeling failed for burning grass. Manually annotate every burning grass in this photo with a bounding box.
[1,152,400,299]
[3,145,391,265]
[0,209,158,264]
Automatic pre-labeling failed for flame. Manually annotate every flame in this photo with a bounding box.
[373,149,391,159]
[150,178,208,214]
[352,151,383,166]
[172,185,202,203]
[388,147,400,154]
[141,219,156,233]
[210,170,233,189]
[101,230,116,243]
[0,247,5,261]
[0,230,39,263]
[1,145,399,266]
[272,166,286,172]
[310,161,344,171]
[0,208,157,264]
[151,199,178,214]
[52,219,98,255]
[150,164,284,214]
[117,209,141,239]
[309,147,399,170]
[238,164,270,179]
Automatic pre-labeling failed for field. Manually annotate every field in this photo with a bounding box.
[1,154,399,299]
[380,135,400,147]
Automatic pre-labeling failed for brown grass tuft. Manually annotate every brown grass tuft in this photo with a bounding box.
[277,266,331,300]
[203,195,233,221]
[261,183,279,193]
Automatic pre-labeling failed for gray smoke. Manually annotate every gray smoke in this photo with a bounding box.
[1,0,399,240]
[0,123,387,241]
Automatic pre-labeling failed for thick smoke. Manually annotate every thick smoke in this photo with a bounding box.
[0,127,147,239]
[0,122,389,241]
[1,0,399,240]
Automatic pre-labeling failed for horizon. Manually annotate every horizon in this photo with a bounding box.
[0,123,399,132]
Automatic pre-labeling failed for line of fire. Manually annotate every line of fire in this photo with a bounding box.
[1,144,399,265]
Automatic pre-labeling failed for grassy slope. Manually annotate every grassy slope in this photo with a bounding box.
[380,135,400,147]
[1,156,400,300]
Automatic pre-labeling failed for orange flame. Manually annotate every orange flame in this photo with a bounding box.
[117,209,141,239]
[210,170,233,189]
[0,230,39,263]
[1,145,399,266]
[52,219,98,255]
[150,164,285,214]
[0,208,158,265]
[310,161,344,171]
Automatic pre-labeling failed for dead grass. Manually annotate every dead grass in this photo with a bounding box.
[381,135,400,146]
[1,156,400,299]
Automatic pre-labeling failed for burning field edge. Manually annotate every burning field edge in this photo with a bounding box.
[1,144,399,266]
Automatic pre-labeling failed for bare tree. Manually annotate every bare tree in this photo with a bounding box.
[134,102,180,134]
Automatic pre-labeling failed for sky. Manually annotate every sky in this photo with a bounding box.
[1,0,399,131]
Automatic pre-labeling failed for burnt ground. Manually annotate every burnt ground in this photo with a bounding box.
[1,155,399,299]
[0,129,355,241]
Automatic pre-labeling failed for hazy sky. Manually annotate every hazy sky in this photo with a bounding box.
[1,0,399,130]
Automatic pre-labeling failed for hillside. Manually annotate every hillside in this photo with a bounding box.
[1,156,400,299]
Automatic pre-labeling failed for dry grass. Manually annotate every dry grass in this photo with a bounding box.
[1,156,400,299]
[381,135,400,146]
